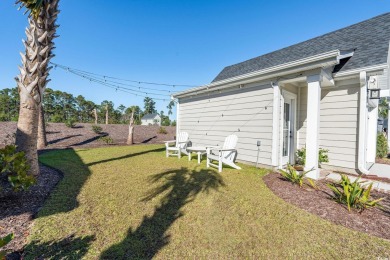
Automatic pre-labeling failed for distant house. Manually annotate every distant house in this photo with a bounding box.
[173,13,390,178]
[141,113,161,126]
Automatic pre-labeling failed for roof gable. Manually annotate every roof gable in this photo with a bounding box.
[213,13,390,82]
[141,113,160,120]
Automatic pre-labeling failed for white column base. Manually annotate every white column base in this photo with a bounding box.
[305,168,320,180]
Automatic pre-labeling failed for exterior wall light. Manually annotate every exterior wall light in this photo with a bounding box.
[369,89,380,99]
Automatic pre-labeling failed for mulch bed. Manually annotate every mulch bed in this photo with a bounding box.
[0,122,176,149]
[263,172,390,240]
[0,165,62,258]
[376,156,390,165]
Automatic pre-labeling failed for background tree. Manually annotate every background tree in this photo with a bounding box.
[379,98,389,119]
[0,87,19,121]
[125,105,142,125]
[15,0,60,176]
[167,100,175,116]
[143,97,156,114]
[160,110,171,126]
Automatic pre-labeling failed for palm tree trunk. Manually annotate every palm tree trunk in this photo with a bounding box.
[105,105,109,125]
[15,0,59,176]
[93,108,98,124]
[37,105,47,149]
[127,110,135,145]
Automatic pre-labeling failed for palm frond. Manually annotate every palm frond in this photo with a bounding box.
[16,0,44,19]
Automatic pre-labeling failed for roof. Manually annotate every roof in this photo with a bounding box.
[213,13,390,82]
[141,113,160,120]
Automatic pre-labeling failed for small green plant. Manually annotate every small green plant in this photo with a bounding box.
[279,164,316,188]
[158,127,167,134]
[295,147,329,167]
[296,147,306,165]
[377,134,388,158]
[0,233,14,259]
[327,174,383,212]
[92,125,103,134]
[65,118,76,128]
[98,136,114,144]
[0,145,36,191]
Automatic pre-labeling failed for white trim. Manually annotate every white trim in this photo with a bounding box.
[333,63,388,78]
[176,101,180,145]
[305,74,321,179]
[173,50,341,98]
[281,90,297,166]
[271,82,281,167]
[358,71,370,174]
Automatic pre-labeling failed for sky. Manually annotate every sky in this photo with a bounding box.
[0,0,389,119]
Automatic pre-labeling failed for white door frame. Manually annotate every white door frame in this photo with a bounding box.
[280,90,297,166]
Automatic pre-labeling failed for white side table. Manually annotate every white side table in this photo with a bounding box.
[187,146,207,164]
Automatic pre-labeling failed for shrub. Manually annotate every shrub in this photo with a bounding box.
[98,136,114,144]
[295,147,329,167]
[92,125,103,134]
[65,118,76,128]
[296,147,306,165]
[327,174,383,212]
[377,134,388,158]
[171,120,177,126]
[0,145,36,192]
[0,233,14,259]
[279,164,316,188]
[158,127,167,134]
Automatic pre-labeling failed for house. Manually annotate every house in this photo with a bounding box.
[141,113,161,126]
[172,13,390,179]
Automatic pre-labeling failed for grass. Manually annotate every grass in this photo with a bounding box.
[24,144,390,259]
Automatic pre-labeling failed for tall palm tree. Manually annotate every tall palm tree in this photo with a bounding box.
[15,0,60,176]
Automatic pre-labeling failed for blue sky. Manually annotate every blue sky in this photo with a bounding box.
[0,0,389,119]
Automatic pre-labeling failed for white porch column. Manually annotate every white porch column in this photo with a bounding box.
[305,75,322,179]
[271,82,281,168]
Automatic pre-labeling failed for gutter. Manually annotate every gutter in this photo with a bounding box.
[173,49,341,98]
[333,63,388,79]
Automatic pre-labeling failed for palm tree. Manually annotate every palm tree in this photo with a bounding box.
[15,0,60,176]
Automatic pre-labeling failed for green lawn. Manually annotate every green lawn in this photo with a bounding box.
[25,145,390,259]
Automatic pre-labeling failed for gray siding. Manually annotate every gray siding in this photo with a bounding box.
[378,69,389,89]
[179,84,274,165]
[298,84,359,169]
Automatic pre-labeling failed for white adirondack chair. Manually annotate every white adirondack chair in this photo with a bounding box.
[206,135,241,172]
[165,132,189,159]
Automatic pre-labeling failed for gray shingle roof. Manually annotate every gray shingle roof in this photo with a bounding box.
[213,13,390,82]
[141,113,159,120]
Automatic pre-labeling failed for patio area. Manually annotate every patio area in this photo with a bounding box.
[17,145,390,258]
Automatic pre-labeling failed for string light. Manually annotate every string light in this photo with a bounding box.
[50,62,199,88]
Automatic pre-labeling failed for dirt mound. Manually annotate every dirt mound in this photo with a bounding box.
[0,122,176,149]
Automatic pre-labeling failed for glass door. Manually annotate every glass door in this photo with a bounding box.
[282,100,292,165]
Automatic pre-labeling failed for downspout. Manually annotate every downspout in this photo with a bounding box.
[358,71,370,174]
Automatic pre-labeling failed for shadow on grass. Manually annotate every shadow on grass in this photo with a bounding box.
[38,147,166,218]
[23,234,95,259]
[87,147,165,167]
[100,167,225,259]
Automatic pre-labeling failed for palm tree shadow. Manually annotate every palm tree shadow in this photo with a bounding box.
[23,234,95,259]
[100,167,225,259]
[38,147,166,218]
